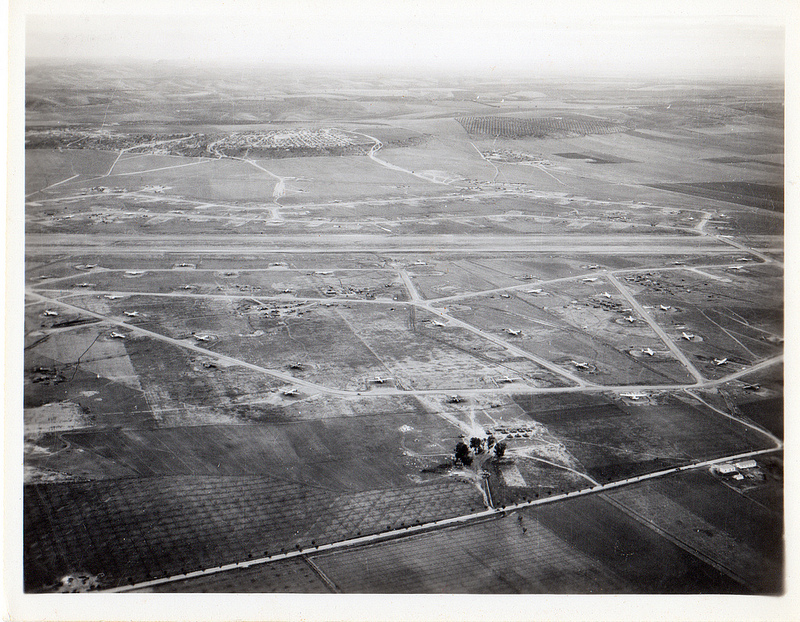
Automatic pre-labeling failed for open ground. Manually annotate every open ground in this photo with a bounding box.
[24,64,783,594]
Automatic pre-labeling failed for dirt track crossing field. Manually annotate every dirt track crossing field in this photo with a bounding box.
[23,65,783,595]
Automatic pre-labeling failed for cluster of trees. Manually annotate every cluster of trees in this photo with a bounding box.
[456,115,626,139]
[454,436,506,466]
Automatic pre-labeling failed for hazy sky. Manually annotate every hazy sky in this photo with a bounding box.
[23,0,786,79]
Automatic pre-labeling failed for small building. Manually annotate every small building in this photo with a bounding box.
[735,459,758,470]
[717,463,737,474]
[733,474,745,481]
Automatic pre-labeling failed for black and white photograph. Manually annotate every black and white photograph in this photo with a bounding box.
[7,0,796,619]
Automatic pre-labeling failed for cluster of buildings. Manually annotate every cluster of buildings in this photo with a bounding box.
[716,459,760,481]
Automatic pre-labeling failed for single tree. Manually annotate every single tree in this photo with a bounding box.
[494,441,507,459]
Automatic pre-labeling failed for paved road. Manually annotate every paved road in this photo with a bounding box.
[607,273,706,383]
[417,300,592,387]
[398,269,422,301]
[26,291,350,397]
[27,288,782,398]
[26,233,736,253]
[108,444,781,594]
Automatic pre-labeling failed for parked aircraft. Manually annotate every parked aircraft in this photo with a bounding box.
[682,332,695,340]
[43,309,59,316]
[620,392,648,400]
[641,348,655,356]
[713,358,728,366]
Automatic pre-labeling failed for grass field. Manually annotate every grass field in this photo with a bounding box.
[25,149,118,195]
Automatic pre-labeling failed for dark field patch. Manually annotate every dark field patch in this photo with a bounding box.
[24,476,483,591]
[555,152,634,164]
[531,495,745,593]
[645,182,783,212]
[485,459,588,507]
[606,468,782,593]
[738,397,783,440]
[512,392,610,413]
[59,410,453,488]
[515,397,771,483]
[518,402,628,425]
[312,512,632,593]
[24,353,154,429]
[703,156,782,167]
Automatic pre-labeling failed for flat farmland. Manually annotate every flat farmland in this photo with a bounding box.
[512,395,773,483]
[254,155,451,203]
[109,153,211,176]
[370,142,498,184]
[606,466,783,592]
[307,492,742,593]
[738,397,783,440]
[23,66,783,595]
[25,149,119,195]
[142,557,332,593]
[41,157,279,202]
[53,409,462,487]
[25,476,484,591]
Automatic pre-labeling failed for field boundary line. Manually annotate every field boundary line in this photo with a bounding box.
[105,445,780,593]
[26,290,353,397]
[599,494,751,589]
[25,173,81,198]
[302,556,340,593]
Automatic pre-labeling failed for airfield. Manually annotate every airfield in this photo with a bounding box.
[24,65,783,593]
